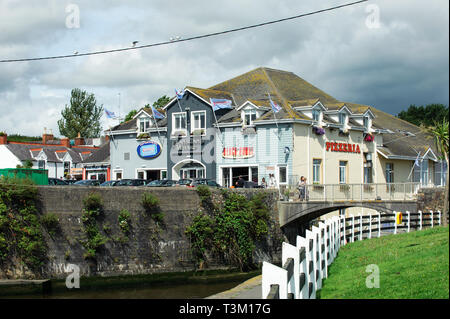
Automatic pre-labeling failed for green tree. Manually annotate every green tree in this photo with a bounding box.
[152,95,170,109]
[397,104,449,127]
[425,119,449,225]
[123,109,138,123]
[58,88,103,138]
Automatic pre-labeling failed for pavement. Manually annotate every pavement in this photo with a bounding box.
[205,275,262,299]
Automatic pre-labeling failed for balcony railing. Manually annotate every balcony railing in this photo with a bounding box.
[302,183,420,202]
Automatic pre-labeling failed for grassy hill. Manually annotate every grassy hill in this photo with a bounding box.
[319,226,449,299]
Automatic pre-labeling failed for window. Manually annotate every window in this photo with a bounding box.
[421,160,428,185]
[161,170,167,180]
[191,111,206,134]
[172,112,187,134]
[363,116,370,130]
[38,160,45,169]
[386,163,394,183]
[139,117,151,133]
[244,109,257,126]
[124,152,130,160]
[278,166,287,184]
[339,112,347,125]
[312,108,321,122]
[313,159,322,183]
[435,161,447,186]
[339,161,347,184]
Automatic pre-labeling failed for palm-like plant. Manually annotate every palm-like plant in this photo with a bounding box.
[427,119,449,225]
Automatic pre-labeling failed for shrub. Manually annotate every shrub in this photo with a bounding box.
[142,193,160,211]
[82,192,103,212]
[41,213,60,236]
[118,209,131,235]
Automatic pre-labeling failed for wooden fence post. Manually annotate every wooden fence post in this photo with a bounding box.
[438,210,441,226]
[378,212,381,238]
[351,214,355,243]
[394,211,397,235]
[368,214,372,239]
[359,214,363,241]
[406,211,410,233]
[296,236,309,299]
[430,210,434,228]
[419,210,422,230]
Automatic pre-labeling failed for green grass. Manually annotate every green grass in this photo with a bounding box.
[319,226,449,299]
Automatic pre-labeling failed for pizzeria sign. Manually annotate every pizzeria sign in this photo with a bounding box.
[326,141,361,153]
[222,147,254,159]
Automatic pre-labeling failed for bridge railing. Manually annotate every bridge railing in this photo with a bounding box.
[304,183,420,202]
[262,209,443,299]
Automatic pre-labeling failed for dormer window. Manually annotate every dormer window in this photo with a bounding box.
[244,109,257,126]
[139,117,151,133]
[312,108,321,122]
[363,116,371,131]
[339,113,347,125]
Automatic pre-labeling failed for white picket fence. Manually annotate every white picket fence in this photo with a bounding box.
[262,210,443,299]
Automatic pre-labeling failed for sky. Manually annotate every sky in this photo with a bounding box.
[0,0,448,138]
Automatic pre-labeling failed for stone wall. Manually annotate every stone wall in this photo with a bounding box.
[417,187,446,213]
[1,186,283,279]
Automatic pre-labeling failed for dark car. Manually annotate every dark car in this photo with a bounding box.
[65,180,78,185]
[48,178,69,185]
[115,179,147,186]
[176,179,193,187]
[73,179,101,186]
[146,179,177,187]
[190,179,222,188]
[100,180,118,187]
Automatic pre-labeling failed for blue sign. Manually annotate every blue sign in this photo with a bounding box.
[137,141,161,159]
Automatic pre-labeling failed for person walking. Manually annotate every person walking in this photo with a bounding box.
[268,174,277,189]
[298,176,306,201]
[235,175,245,188]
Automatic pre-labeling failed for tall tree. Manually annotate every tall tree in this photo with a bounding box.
[397,104,449,127]
[425,119,449,225]
[152,95,170,109]
[122,109,138,123]
[58,88,104,138]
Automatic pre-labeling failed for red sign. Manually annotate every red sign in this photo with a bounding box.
[326,142,360,154]
[222,147,254,159]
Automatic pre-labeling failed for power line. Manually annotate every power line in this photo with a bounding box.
[0,0,368,63]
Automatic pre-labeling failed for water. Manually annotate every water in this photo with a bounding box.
[3,278,246,299]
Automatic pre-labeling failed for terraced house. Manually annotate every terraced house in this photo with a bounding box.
[106,67,447,191]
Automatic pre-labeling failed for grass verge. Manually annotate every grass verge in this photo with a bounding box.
[319,226,449,299]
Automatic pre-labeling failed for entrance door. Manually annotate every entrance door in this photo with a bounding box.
[146,170,160,182]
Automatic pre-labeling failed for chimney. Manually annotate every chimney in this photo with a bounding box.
[0,132,7,145]
[42,128,54,144]
[74,132,85,146]
[61,137,70,148]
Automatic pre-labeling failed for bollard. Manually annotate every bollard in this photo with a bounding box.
[419,210,422,230]
[378,212,381,238]
[406,211,410,233]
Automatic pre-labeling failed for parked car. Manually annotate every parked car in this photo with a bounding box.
[73,179,101,186]
[100,180,119,186]
[48,178,69,185]
[65,180,78,185]
[146,179,177,187]
[115,179,147,186]
[176,179,193,187]
[190,179,222,188]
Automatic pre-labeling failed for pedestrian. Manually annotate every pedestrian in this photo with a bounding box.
[261,177,267,188]
[268,174,277,189]
[235,175,245,188]
[298,176,306,201]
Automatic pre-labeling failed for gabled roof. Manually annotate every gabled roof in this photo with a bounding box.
[82,142,110,164]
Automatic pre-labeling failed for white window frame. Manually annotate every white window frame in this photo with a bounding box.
[312,108,321,122]
[139,117,151,133]
[172,112,187,136]
[113,169,123,180]
[278,165,287,185]
[313,159,322,184]
[339,112,347,125]
[191,110,206,135]
[386,163,394,183]
[243,109,257,126]
[339,161,347,184]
